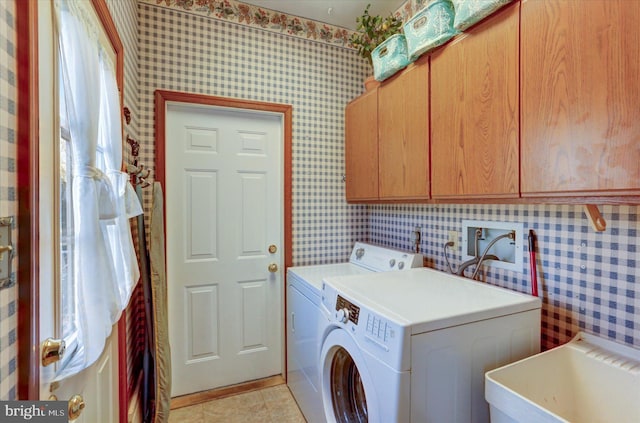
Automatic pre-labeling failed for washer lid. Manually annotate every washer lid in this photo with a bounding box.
[324,268,541,335]
[288,263,372,293]
[288,242,422,293]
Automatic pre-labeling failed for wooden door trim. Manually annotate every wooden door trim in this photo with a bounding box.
[16,0,40,400]
[154,90,293,269]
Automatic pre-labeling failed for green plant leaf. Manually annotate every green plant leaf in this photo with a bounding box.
[350,3,403,66]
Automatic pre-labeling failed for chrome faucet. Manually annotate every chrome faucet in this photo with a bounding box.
[456,229,515,280]
[456,254,500,278]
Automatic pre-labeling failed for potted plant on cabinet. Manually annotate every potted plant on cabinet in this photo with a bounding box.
[350,4,403,90]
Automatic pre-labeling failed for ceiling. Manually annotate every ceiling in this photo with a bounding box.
[241,1,406,30]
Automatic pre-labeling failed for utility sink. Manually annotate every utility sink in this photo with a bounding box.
[485,332,640,423]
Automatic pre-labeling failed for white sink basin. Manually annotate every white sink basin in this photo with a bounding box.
[485,332,640,423]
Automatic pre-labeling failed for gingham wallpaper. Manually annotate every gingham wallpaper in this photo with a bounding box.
[369,204,639,350]
[140,2,639,353]
[137,2,371,265]
[0,0,17,401]
[141,1,640,354]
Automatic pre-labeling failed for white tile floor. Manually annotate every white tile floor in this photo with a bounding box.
[168,385,306,423]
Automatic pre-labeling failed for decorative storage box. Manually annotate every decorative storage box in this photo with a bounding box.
[404,0,458,61]
[452,0,513,31]
[371,33,410,81]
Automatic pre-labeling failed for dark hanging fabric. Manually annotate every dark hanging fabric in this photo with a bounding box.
[135,184,156,422]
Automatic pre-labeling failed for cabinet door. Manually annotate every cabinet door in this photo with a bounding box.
[345,89,379,201]
[378,56,430,200]
[431,2,519,199]
[521,0,640,196]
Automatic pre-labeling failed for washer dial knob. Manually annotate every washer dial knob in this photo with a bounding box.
[336,308,350,324]
[398,261,405,270]
[389,259,396,268]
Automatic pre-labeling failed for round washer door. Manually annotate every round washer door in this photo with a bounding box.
[320,328,378,423]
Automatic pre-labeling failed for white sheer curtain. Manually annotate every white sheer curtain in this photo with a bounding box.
[54,0,143,379]
[99,54,143,312]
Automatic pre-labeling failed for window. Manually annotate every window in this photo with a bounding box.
[59,87,79,370]
[51,0,142,380]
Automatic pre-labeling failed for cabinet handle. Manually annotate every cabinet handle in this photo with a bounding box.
[413,16,427,29]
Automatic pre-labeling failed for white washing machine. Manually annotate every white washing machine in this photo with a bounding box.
[286,243,423,423]
[319,267,542,423]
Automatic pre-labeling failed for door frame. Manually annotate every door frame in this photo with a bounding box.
[154,90,293,379]
[16,0,40,400]
[16,1,127,417]
[155,89,293,269]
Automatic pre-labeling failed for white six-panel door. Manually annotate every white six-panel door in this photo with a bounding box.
[165,103,283,396]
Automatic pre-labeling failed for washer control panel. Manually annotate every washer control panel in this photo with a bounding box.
[321,280,410,370]
[348,242,423,272]
[335,295,360,325]
[366,313,394,343]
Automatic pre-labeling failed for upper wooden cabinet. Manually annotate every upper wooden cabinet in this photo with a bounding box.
[345,89,379,201]
[521,0,640,197]
[431,2,520,199]
[378,56,430,200]
[346,0,639,203]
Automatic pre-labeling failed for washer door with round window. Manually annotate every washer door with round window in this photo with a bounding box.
[319,327,410,423]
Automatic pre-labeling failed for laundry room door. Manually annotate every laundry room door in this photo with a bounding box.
[165,102,283,396]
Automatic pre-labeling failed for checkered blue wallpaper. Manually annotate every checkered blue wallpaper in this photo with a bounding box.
[368,204,639,350]
[0,0,17,401]
[137,2,371,264]
[140,2,639,353]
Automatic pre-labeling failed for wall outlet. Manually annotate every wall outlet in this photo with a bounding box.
[447,230,458,249]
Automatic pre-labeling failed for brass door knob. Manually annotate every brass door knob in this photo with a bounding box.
[68,394,85,420]
[42,338,66,366]
[268,263,278,273]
